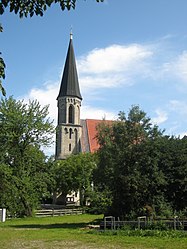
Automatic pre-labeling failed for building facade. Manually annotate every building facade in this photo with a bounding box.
[56,34,82,160]
[56,34,111,159]
[55,35,110,205]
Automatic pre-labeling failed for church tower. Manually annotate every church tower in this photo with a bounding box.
[56,33,82,160]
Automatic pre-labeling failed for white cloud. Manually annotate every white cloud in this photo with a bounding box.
[78,44,153,90]
[179,132,187,138]
[77,42,187,93]
[80,74,131,91]
[81,105,116,120]
[20,80,116,156]
[164,100,187,137]
[175,51,187,82]
[19,40,187,153]
[21,80,116,123]
[162,50,187,84]
[152,109,168,125]
[78,44,152,74]
[166,123,187,138]
[21,43,154,123]
[169,100,187,115]
[20,81,59,124]
[18,82,58,156]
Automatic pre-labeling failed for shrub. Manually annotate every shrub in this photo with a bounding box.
[145,221,170,231]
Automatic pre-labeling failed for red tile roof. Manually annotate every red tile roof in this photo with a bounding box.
[85,119,113,153]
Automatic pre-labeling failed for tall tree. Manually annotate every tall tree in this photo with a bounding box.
[0,96,54,216]
[95,106,187,218]
[49,153,97,205]
[158,136,187,212]
[95,105,166,218]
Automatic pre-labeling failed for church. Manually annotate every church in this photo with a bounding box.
[55,34,106,205]
[55,33,105,160]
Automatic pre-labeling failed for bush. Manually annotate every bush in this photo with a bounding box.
[90,228,187,238]
[88,189,112,214]
[145,221,169,231]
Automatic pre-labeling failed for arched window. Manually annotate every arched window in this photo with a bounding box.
[69,143,71,152]
[68,105,74,124]
[69,128,72,139]
[77,105,80,124]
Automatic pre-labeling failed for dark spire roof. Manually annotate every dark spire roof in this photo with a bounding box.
[57,35,82,100]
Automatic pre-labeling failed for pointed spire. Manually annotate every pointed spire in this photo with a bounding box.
[70,28,73,40]
[57,34,82,100]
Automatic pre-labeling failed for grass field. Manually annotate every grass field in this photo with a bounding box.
[0,214,186,249]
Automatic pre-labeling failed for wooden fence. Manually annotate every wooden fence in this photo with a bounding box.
[35,208,83,217]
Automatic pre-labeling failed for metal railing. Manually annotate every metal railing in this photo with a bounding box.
[101,216,187,230]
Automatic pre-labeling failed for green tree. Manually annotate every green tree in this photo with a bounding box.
[49,153,97,205]
[0,24,6,96]
[0,96,54,216]
[88,186,112,214]
[0,96,54,155]
[158,136,187,212]
[0,146,51,217]
[95,105,166,218]
[95,106,187,218]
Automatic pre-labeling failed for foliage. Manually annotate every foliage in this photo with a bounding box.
[145,221,170,231]
[87,186,112,214]
[0,96,54,216]
[0,147,51,216]
[0,96,54,150]
[95,105,164,218]
[49,153,97,205]
[98,228,187,238]
[158,136,187,212]
[0,0,104,17]
[94,105,187,218]
[0,24,6,96]
[177,207,187,218]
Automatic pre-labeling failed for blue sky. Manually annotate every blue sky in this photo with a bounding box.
[1,0,187,153]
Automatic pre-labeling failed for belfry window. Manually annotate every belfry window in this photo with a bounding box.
[69,128,72,139]
[68,105,74,124]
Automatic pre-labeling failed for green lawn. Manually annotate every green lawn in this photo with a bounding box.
[0,214,186,249]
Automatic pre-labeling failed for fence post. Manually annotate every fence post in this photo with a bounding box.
[138,217,140,229]
[104,217,106,230]
[137,216,146,229]
[174,216,178,230]
[112,216,115,230]
[104,216,115,230]
[0,208,6,222]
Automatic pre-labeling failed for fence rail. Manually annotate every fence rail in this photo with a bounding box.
[35,208,83,217]
[100,216,187,230]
